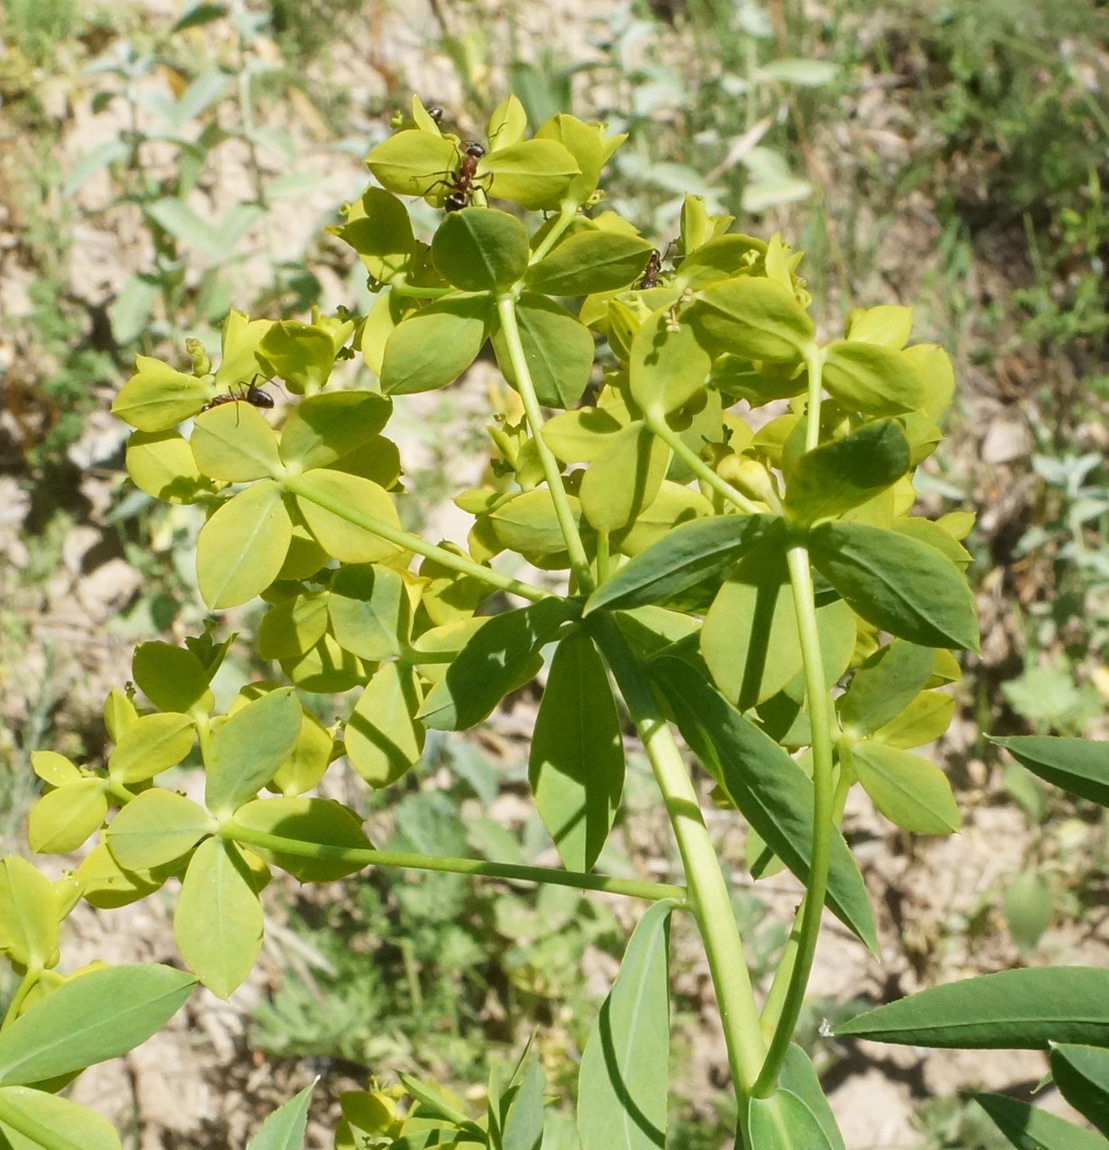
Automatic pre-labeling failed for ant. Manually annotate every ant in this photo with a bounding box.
[442,141,487,212]
[635,240,679,289]
[200,374,276,423]
[426,106,444,124]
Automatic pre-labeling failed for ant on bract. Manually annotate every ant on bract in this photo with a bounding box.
[635,240,679,289]
[200,374,277,424]
[441,141,488,212]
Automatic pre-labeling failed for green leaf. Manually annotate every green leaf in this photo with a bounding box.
[258,320,344,395]
[541,407,623,463]
[111,356,209,431]
[489,489,585,561]
[580,422,669,535]
[125,429,215,503]
[327,564,409,661]
[533,113,606,204]
[871,690,955,749]
[478,138,580,209]
[0,964,196,1086]
[530,631,625,873]
[820,342,923,417]
[845,305,913,348]
[432,208,530,292]
[502,1059,546,1150]
[345,662,426,787]
[628,304,712,417]
[671,234,767,291]
[76,845,164,910]
[650,657,877,950]
[614,481,714,558]
[1050,1045,1109,1137]
[491,293,594,409]
[107,712,195,784]
[971,1092,1109,1150]
[270,711,333,797]
[849,741,960,834]
[991,737,1109,808]
[174,838,263,999]
[246,1081,317,1150]
[278,391,392,470]
[577,900,675,1150]
[808,521,979,651]
[526,232,654,296]
[836,966,1109,1047]
[232,798,372,882]
[783,421,911,527]
[257,591,330,661]
[418,598,581,731]
[771,1045,845,1150]
[0,857,57,970]
[104,789,215,871]
[746,1072,841,1150]
[486,93,528,152]
[205,688,302,815]
[132,642,213,713]
[379,294,491,395]
[0,1086,122,1150]
[334,186,414,283]
[838,640,935,736]
[759,58,839,86]
[1005,867,1053,953]
[292,469,406,565]
[585,514,781,615]
[197,481,293,609]
[191,402,282,482]
[365,130,460,197]
[27,781,108,855]
[689,278,815,362]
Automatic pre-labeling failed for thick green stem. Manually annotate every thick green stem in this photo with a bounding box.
[591,615,766,1097]
[646,415,764,517]
[283,473,549,603]
[753,544,835,1096]
[495,293,594,593]
[225,821,685,903]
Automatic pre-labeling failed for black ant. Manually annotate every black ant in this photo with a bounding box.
[426,106,444,124]
[200,374,276,423]
[441,141,487,211]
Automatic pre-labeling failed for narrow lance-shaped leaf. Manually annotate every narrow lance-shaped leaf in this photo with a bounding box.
[836,967,1109,1048]
[808,520,979,651]
[650,656,878,951]
[991,736,1109,808]
[245,1080,317,1150]
[1049,1044,1109,1138]
[0,965,197,1086]
[970,1093,1109,1150]
[577,900,675,1150]
[530,631,625,873]
[584,514,782,615]
[0,1086,122,1150]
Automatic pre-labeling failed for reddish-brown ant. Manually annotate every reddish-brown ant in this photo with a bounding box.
[637,249,662,289]
[440,141,487,212]
[200,375,276,423]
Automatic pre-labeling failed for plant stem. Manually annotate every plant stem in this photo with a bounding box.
[529,203,578,265]
[283,473,550,603]
[1,967,40,1029]
[495,293,595,593]
[590,614,766,1096]
[389,277,455,299]
[804,346,825,452]
[646,415,763,516]
[753,543,835,1097]
[224,821,686,903]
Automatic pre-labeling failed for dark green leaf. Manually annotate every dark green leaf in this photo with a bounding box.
[492,293,594,409]
[836,967,1109,1047]
[838,640,935,736]
[502,1058,546,1150]
[418,598,581,731]
[808,521,979,651]
[380,294,491,395]
[783,421,911,527]
[432,209,530,293]
[651,657,877,950]
[526,231,654,295]
[971,1092,1109,1150]
[821,341,923,417]
[584,514,782,615]
[132,642,212,713]
[577,900,675,1150]
[530,631,625,872]
[1051,1045,1109,1137]
[0,965,196,1086]
[991,737,1109,808]
[232,798,372,882]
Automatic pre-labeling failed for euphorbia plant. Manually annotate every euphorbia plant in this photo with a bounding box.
[2,93,1030,1148]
